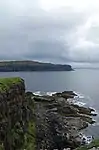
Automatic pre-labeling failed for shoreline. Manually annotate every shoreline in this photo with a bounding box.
[0,77,98,150]
[31,90,98,149]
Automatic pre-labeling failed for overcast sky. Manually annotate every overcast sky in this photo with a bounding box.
[0,0,99,66]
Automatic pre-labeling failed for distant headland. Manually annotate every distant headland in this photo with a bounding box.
[0,60,73,71]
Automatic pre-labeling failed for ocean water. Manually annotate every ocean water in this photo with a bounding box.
[0,69,99,137]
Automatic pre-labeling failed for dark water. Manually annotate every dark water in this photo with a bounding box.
[0,69,99,137]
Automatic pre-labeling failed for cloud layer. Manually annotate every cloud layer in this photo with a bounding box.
[0,0,99,64]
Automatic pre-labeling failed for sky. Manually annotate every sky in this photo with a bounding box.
[0,0,99,66]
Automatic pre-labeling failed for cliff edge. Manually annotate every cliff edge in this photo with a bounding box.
[0,77,35,150]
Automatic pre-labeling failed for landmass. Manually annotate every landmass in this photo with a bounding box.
[0,60,73,71]
[0,77,98,150]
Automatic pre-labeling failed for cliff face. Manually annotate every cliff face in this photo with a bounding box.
[0,78,35,150]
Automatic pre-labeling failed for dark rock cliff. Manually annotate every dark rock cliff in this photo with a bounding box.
[0,78,35,150]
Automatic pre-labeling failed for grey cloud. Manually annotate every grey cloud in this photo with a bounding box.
[0,0,99,65]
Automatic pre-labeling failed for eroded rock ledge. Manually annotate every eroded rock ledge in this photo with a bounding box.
[33,91,96,150]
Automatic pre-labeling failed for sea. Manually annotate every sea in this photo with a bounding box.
[0,69,99,138]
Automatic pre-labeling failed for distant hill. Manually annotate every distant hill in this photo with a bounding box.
[0,61,73,72]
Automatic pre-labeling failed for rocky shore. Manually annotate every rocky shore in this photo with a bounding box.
[0,77,97,150]
[31,91,96,150]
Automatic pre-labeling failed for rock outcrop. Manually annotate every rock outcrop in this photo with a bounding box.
[33,91,96,150]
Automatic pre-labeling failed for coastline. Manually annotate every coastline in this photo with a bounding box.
[32,90,97,149]
[0,77,98,149]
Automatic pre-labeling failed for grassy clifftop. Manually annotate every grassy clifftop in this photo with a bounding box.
[0,77,23,92]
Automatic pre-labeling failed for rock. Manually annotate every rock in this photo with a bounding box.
[72,104,93,116]
[33,95,54,102]
[62,91,77,96]
[53,91,77,99]
[25,91,34,97]
[34,91,94,149]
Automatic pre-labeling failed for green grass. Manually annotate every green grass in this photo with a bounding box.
[76,139,99,150]
[0,77,23,92]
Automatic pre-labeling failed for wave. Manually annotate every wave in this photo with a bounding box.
[46,92,57,96]
[33,91,42,96]
[33,91,56,96]
[74,101,86,107]
[73,91,85,99]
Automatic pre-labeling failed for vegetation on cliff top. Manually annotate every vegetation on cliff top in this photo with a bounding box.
[0,77,23,91]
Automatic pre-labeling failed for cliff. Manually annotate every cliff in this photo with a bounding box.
[0,78,96,150]
[0,60,73,71]
[0,77,35,150]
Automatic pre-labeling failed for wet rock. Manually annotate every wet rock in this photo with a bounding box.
[34,90,95,149]
[53,91,77,99]
[33,95,54,102]
[25,91,34,97]
[72,104,93,116]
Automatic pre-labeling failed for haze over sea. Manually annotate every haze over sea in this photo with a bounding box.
[0,69,99,137]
